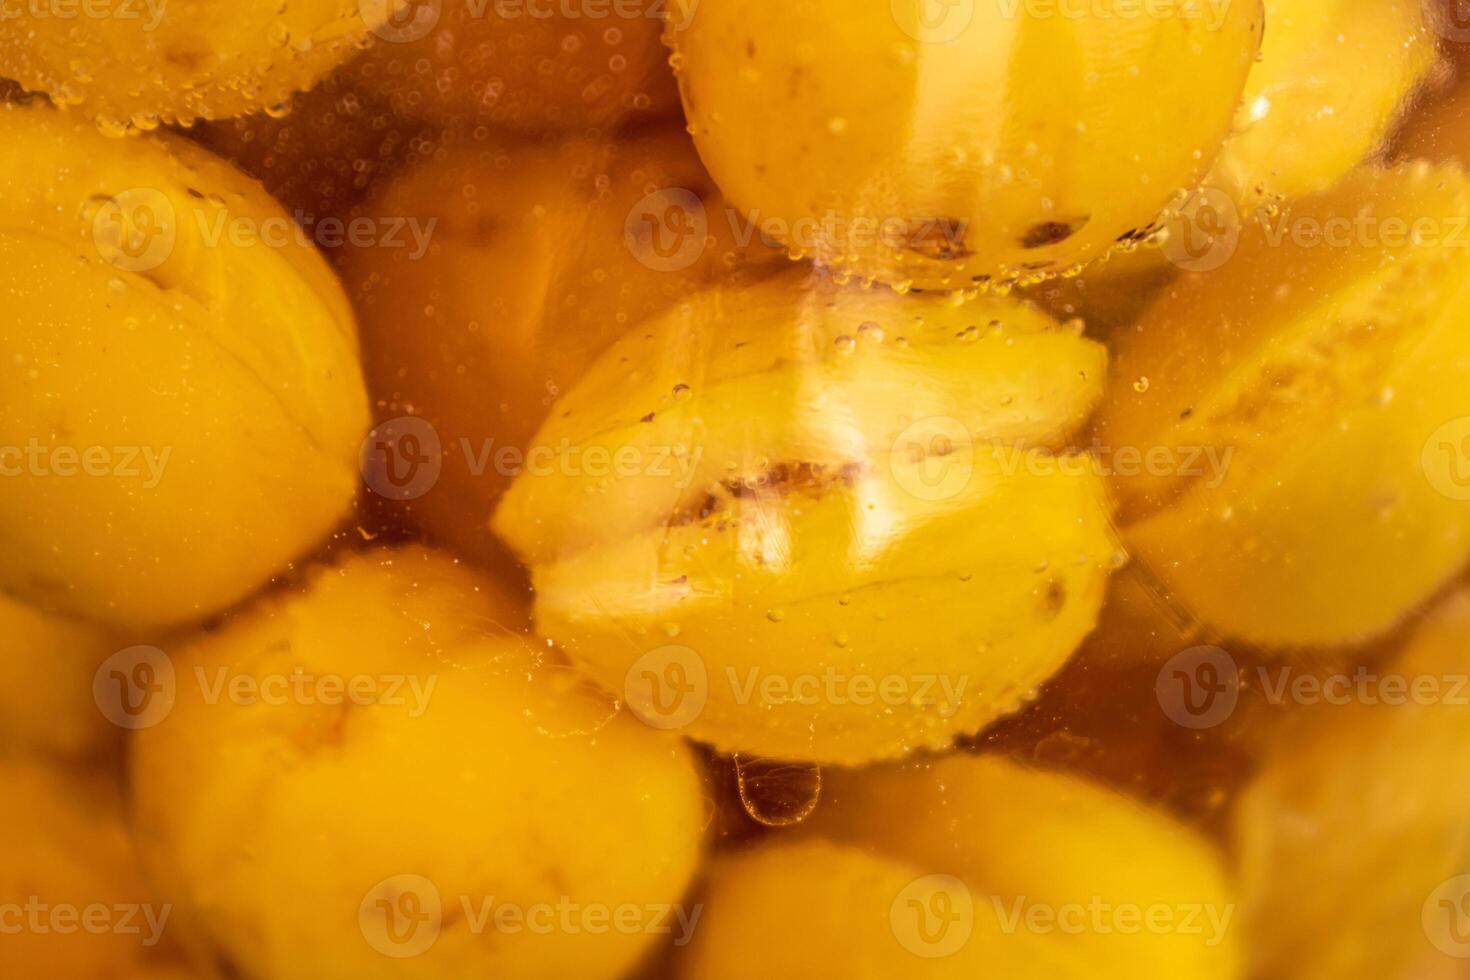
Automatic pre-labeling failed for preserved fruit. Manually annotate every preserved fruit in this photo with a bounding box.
[495,269,1116,764]
[0,759,184,978]
[0,593,118,760]
[0,104,369,629]
[0,0,383,130]
[1234,588,1470,979]
[665,0,1263,289]
[684,755,1238,979]
[346,127,781,564]
[1099,163,1470,647]
[132,547,706,980]
[1210,0,1436,203]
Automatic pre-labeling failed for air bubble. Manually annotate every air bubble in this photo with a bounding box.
[734,756,822,827]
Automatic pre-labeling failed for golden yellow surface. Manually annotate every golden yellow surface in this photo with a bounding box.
[0,7,1464,978]
[0,759,185,978]
[345,126,781,564]
[682,838,1090,979]
[0,103,368,630]
[1070,0,1437,293]
[353,0,678,131]
[684,755,1238,979]
[1211,0,1436,203]
[131,546,707,980]
[665,0,1262,289]
[0,592,119,759]
[495,269,1117,764]
[1100,162,1470,648]
[1234,587,1470,979]
[0,0,381,129]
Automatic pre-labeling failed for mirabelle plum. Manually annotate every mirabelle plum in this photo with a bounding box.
[1099,163,1470,647]
[1210,0,1436,204]
[1235,588,1470,979]
[344,126,781,564]
[131,546,706,980]
[0,104,369,629]
[0,759,184,978]
[494,269,1116,764]
[664,0,1262,289]
[683,755,1238,980]
[0,0,384,129]
[1044,0,1437,294]
[0,593,120,760]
